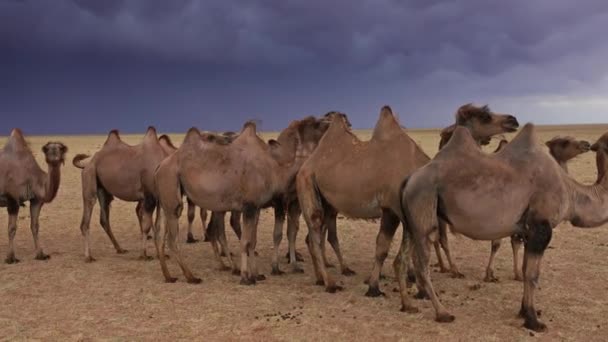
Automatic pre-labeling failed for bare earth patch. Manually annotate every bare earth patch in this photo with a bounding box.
[1,125,608,340]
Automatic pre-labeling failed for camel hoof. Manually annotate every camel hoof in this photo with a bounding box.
[342,268,356,276]
[5,256,20,264]
[436,313,455,323]
[116,249,128,255]
[365,287,385,297]
[407,271,416,284]
[484,275,499,283]
[379,274,387,280]
[139,255,153,261]
[315,280,325,286]
[292,267,304,274]
[285,251,305,262]
[514,274,524,282]
[187,277,202,284]
[240,277,256,286]
[186,235,199,244]
[220,251,227,257]
[400,305,420,314]
[271,267,285,276]
[84,256,96,263]
[35,253,50,261]
[218,265,231,272]
[326,285,343,293]
[450,271,465,279]
[414,290,430,300]
[438,267,450,274]
[146,235,152,240]
[524,319,547,332]
[256,274,266,281]
[165,277,178,283]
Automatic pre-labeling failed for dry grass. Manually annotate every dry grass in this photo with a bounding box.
[1,124,608,341]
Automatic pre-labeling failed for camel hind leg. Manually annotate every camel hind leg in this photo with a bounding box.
[271,199,286,275]
[29,200,49,260]
[324,206,355,276]
[5,199,20,264]
[437,220,463,278]
[286,199,304,273]
[166,204,201,284]
[207,211,229,271]
[138,195,156,260]
[240,205,262,284]
[511,234,524,281]
[366,209,400,297]
[484,239,501,282]
[186,198,199,243]
[97,187,127,254]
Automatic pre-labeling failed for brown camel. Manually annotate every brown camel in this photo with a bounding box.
[0,129,67,263]
[154,116,334,284]
[433,136,591,282]
[296,104,519,294]
[73,127,167,262]
[397,125,608,331]
[482,136,591,282]
[158,133,241,245]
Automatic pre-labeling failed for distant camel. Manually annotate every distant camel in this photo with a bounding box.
[398,125,608,331]
[296,104,519,294]
[73,127,167,262]
[154,116,334,284]
[0,129,67,263]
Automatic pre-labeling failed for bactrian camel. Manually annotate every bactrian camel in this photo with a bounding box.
[154,116,334,284]
[397,125,608,332]
[73,127,167,262]
[296,104,519,294]
[0,129,67,263]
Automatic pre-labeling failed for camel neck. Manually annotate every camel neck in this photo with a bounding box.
[595,150,607,185]
[43,163,62,203]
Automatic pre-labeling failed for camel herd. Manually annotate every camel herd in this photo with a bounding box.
[1,104,607,333]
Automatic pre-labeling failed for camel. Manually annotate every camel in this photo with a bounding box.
[73,127,168,262]
[397,125,608,332]
[154,115,335,284]
[0,129,67,263]
[483,136,591,282]
[157,133,242,245]
[433,136,591,282]
[296,104,519,294]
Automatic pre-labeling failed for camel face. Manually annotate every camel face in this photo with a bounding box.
[546,137,591,161]
[42,142,68,165]
[455,104,519,142]
[591,132,608,152]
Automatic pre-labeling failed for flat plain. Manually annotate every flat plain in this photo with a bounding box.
[1,124,608,341]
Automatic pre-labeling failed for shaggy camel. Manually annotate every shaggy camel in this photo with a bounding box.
[397,125,608,331]
[158,134,242,245]
[483,136,591,282]
[0,129,67,263]
[154,116,334,284]
[73,127,167,262]
[296,104,519,294]
[433,136,591,282]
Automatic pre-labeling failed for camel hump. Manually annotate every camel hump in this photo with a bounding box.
[104,129,121,145]
[183,127,201,145]
[145,126,158,137]
[372,105,402,140]
[504,123,537,152]
[381,105,393,116]
[438,125,477,155]
[241,120,257,135]
[4,128,29,153]
[143,126,159,144]
[159,134,177,149]
[10,128,24,139]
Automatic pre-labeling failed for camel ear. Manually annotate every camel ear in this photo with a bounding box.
[60,144,68,154]
[41,144,49,154]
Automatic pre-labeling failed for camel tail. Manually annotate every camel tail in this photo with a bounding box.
[72,154,91,169]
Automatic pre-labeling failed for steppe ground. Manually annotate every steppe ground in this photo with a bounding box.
[1,124,608,341]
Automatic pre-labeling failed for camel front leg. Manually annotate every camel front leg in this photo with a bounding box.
[97,188,127,254]
[325,207,355,276]
[286,200,304,273]
[5,200,20,264]
[519,220,552,332]
[484,239,501,282]
[207,211,229,271]
[393,225,419,313]
[366,209,399,297]
[240,205,260,284]
[153,207,176,283]
[186,198,199,243]
[512,234,524,281]
[271,201,286,275]
[229,211,242,240]
[437,221,463,278]
[166,211,201,284]
[138,197,156,261]
[29,200,49,260]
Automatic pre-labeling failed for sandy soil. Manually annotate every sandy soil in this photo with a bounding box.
[1,124,608,341]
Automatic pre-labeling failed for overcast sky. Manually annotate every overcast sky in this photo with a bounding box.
[1,0,608,134]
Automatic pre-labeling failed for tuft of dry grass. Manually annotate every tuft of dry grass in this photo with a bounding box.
[1,124,608,340]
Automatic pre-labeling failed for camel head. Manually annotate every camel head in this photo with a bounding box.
[545,136,591,163]
[590,132,608,153]
[591,132,608,183]
[454,104,519,144]
[42,142,68,166]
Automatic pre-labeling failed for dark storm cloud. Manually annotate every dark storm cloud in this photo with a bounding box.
[1,0,607,134]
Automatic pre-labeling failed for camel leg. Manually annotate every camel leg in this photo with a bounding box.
[230,211,242,240]
[393,226,419,313]
[433,241,447,271]
[325,207,355,276]
[97,188,127,254]
[437,221,463,278]
[216,216,237,273]
[249,208,264,282]
[29,200,49,260]
[200,208,208,239]
[271,200,286,275]
[79,169,98,262]
[366,209,399,297]
[512,234,524,281]
[5,199,20,264]
[412,233,454,323]
[484,239,501,282]
[240,205,260,285]
[153,206,175,282]
[208,212,229,271]
[166,210,201,284]
[138,197,156,261]
[519,220,552,332]
[186,198,199,243]
[287,200,304,272]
